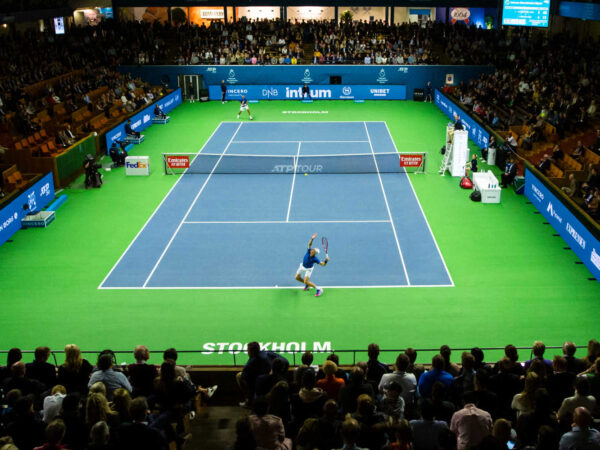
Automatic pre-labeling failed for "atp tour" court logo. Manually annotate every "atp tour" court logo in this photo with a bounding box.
[272,164,324,173]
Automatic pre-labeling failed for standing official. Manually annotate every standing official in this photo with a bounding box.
[221,80,227,104]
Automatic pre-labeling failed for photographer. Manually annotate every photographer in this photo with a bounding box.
[83,154,102,188]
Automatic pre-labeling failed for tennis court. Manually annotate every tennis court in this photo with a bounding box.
[100,121,452,289]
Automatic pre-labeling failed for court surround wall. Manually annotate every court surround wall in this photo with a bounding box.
[118,65,493,99]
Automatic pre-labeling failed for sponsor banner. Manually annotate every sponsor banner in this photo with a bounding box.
[400,154,423,167]
[200,9,224,19]
[167,155,190,169]
[105,88,182,152]
[209,84,406,101]
[125,156,150,176]
[0,172,55,246]
[201,341,332,355]
[525,168,600,282]
[434,89,489,149]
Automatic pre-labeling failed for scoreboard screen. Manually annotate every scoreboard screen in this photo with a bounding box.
[502,0,551,27]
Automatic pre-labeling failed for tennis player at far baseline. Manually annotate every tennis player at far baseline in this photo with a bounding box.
[295,233,329,297]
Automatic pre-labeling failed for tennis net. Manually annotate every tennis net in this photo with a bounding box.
[162,152,426,175]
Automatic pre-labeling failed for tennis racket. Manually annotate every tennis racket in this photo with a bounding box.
[322,237,329,258]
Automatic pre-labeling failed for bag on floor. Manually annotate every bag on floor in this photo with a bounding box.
[460,176,473,189]
[470,190,482,202]
[441,145,446,155]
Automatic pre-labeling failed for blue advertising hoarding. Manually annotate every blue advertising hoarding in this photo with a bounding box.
[209,84,407,101]
[525,168,600,282]
[434,89,490,149]
[105,88,182,151]
[0,172,55,246]
[559,1,600,21]
[119,65,494,100]
[502,0,550,26]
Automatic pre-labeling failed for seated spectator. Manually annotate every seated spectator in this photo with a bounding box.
[116,397,167,450]
[237,342,287,407]
[42,385,66,423]
[0,348,22,380]
[430,381,456,424]
[124,119,140,139]
[417,355,453,398]
[57,344,93,394]
[561,174,578,199]
[515,388,558,447]
[380,382,405,422]
[256,357,288,397]
[292,370,327,427]
[88,421,111,450]
[451,353,476,406]
[85,392,117,429]
[573,141,586,161]
[547,356,575,410]
[153,359,196,413]
[410,399,448,450]
[338,367,374,415]
[557,377,596,423]
[3,361,43,398]
[248,396,292,450]
[405,348,424,382]
[470,348,488,372]
[26,346,57,390]
[322,353,348,382]
[33,418,67,450]
[450,391,492,449]
[267,381,291,427]
[59,393,88,450]
[473,370,499,420]
[512,372,541,419]
[351,394,387,449]
[88,354,132,399]
[558,407,600,449]
[233,417,257,450]
[112,388,133,426]
[5,395,46,450]
[127,345,157,398]
[582,339,600,369]
[389,419,413,450]
[562,341,587,375]
[552,144,564,161]
[506,134,518,151]
[437,427,458,450]
[337,416,363,450]
[440,346,460,377]
[379,353,417,407]
[293,351,318,389]
[316,360,345,400]
[538,154,552,174]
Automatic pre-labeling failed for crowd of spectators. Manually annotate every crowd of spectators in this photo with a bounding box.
[0,345,216,450]
[173,19,438,66]
[234,340,600,450]
[450,28,599,136]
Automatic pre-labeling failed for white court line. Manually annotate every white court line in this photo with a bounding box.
[231,140,369,143]
[364,121,411,285]
[98,122,226,289]
[220,121,388,124]
[142,122,243,288]
[383,122,455,287]
[183,220,391,224]
[286,142,301,222]
[99,284,453,290]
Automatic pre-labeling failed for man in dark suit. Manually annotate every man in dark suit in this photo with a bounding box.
[25,346,56,390]
[501,157,518,188]
[221,80,227,104]
[117,397,167,450]
[453,113,464,130]
[538,154,551,174]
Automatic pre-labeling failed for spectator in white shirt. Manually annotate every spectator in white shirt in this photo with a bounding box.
[43,385,67,423]
[379,354,417,406]
[557,377,597,422]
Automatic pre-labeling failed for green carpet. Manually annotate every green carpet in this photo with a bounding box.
[1,100,598,367]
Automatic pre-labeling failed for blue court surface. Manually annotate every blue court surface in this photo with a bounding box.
[100,121,453,289]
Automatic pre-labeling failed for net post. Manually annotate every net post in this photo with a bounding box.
[421,152,427,174]
[163,154,168,175]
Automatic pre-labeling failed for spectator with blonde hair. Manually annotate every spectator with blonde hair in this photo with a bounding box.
[316,360,345,400]
[42,384,66,423]
[57,344,93,394]
[512,372,542,418]
[112,387,133,426]
[128,345,157,398]
[582,339,600,369]
[85,392,117,429]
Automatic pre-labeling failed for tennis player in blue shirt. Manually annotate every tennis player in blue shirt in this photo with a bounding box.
[236,95,253,120]
[295,233,329,297]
